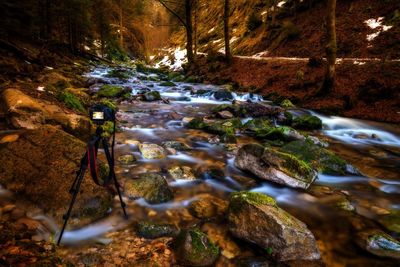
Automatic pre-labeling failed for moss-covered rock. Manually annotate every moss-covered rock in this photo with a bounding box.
[168,166,196,180]
[162,141,191,151]
[281,140,349,175]
[106,68,135,80]
[117,154,136,165]
[159,81,176,87]
[213,89,234,101]
[254,126,306,142]
[137,222,180,239]
[378,210,400,234]
[124,173,173,204]
[187,117,207,130]
[356,230,400,259]
[97,85,124,98]
[277,111,293,126]
[173,229,220,266]
[293,115,322,130]
[206,118,242,136]
[228,191,320,261]
[139,143,166,159]
[142,91,161,101]
[100,99,117,111]
[281,99,295,108]
[235,144,317,189]
[57,91,86,113]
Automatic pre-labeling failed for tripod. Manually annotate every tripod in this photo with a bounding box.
[57,126,128,245]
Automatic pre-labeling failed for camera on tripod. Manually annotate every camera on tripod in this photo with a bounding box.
[89,104,116,125]
[57,103,128,246]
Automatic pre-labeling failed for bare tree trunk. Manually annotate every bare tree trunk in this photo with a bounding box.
[119,0,124,49]
[224,0,232,62]
[321,0,337,94]
[193,0,198,59]
[185,0,194,64]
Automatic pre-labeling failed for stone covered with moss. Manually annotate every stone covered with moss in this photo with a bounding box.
[57,91,86,113]
[281,99,295,108]
[142,91,161,101]
[106,68,135,80]
[124,173,173,204]
[137,222,180,239]
[235,144,317,189]
[173,229,220,266]
[97,84,125,98]
[281,140,350,175]
[293,115,322,130]
[228,191,320,261]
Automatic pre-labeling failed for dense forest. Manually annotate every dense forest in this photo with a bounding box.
[0,0,399,266]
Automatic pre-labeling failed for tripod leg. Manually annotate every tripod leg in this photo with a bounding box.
[102,138,128,219]
[57,165,87,245]
[69,153,88,194]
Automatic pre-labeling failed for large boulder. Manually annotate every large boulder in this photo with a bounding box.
[235,144,317,189]
[0,126,113,226]
[173,229,220,266]
[228,192,320,261]
[124,173,173,204]
[292,115,322,130]
[213,89,234,101]
[1,88,92,139]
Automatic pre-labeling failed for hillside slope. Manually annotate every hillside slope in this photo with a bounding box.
[171,0,400,59]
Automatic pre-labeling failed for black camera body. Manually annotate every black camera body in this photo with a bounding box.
[89,104,116,125]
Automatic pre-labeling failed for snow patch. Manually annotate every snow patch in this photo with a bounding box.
[154,47,187,71]
[364,17,393,44]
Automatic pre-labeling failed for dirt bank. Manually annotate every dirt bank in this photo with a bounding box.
[191,55,400,123]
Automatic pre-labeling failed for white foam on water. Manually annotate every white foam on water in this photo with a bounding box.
[121,127,164,138]
[317,174,370,184]
[168,152,204,163]
[134,197,194,210]
[169,179,200,187]
[312,112,400,147]
[204,179,235,192]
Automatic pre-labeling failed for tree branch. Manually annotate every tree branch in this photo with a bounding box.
[157,0,187,28]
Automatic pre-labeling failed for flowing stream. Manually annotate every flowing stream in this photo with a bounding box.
[4,66,399,264]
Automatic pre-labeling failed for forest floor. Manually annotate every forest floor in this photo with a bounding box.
[190,55,400,123]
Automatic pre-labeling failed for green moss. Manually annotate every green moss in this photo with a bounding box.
[281,99,295,108]
[97,85,124,98]
[174,229,219,264]
[53,80,71,90]
[159,81,176,87]
[100,121,115,138]
[276,150,315,182]
[230,191,277,213]
[187,118,207,130]
[136,62,167,74]
[137,222,179,239]
[100,99,117,111]
[57,91,86,113]
[143,91,161,101]
[379,210,400,234]
[106,69,135,80]
[293,115,322,130]
[281,140,348,175]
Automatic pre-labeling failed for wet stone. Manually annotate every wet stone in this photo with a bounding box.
[168,166,196,180]
[356,230,400,259]
[139,143,166,159]
[117,154,136,165]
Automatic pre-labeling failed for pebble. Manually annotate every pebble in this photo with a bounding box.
[0,134,20,144]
